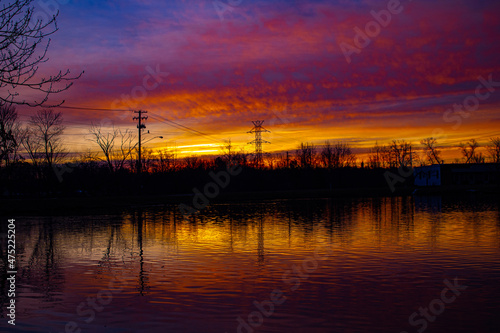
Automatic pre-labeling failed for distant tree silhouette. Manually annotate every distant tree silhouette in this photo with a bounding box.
[460,139,484,164]
[21,125,43,177]
[0,0,82,106]
[184,155,203,169]
[421,137,442,165]
[487,137,500,163]
[155,147,177,172]
[321,141,356,168]
[388,140,415,168]
[321,141,334,168]
[88,123,138,172]
[141,148,157,173]
[0,104,22,166]
[235,148,250,167]
[368,142,393,168]
[26,109,66,170]
[296,142,315,168]
[220,139,237,164]
[89,123,117,172]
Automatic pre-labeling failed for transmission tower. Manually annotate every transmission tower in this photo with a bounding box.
[248,120,270,167]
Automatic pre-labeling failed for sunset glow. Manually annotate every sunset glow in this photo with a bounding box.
[16,0,500,160]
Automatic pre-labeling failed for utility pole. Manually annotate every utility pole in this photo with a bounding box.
[248,120,270,168]
[133,110,148,174]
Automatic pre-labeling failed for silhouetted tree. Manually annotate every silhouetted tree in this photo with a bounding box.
[78,149,99,168]
[388,140,415,168]
[89,123,117,172]
[321,141,356,168]
[296,142,315,168]
[184,155,202,169]
[141,148,155,173]
[0,0,82,106]
[233,148,250,167]
[487,137,500,163]
[220,139,238,165]
[28,109,66,170]
[88,124,137,172]
[421,137,442,165]
[459,139,484,164]
[155,147,177,172]
[321,141,334,168]
[273,152,290,169]
[0,104,22,166]
[367,142,389,168]
[21,126,43,176]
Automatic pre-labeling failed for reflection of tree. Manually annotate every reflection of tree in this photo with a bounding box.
[22,218,65,302]
[97,224,120,272]
[371,196,383,242]
[325,198,354,241]
[257,212,265,264]
[135,209,148,296]
[287,208,292,247]
[228,209,234,252]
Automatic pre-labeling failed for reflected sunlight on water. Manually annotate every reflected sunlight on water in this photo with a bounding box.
[1,195,500,332]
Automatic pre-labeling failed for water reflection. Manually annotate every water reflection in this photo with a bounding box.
[1,195,499,332]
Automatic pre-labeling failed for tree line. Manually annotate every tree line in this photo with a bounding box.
[1,104,500,197]
[2,104,500,174]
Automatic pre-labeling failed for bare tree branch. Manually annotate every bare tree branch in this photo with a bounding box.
[459,139,484,164]
[0,103,22,166]
[421,137,442,165]
[0,0,83,107]
[28,108,66,169]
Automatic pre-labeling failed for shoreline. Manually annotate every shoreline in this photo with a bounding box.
[0,187,404,216]
[2,185,498,216]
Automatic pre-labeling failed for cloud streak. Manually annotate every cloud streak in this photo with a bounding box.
[18,0,500,158]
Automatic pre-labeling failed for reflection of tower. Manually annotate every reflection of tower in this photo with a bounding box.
[257,213,265,263]
[136,209,148,296]
[248,120,270,168]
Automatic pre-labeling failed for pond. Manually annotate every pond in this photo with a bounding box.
[1,195,500,332]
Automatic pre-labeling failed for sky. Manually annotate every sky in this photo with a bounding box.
[16,0,500,160]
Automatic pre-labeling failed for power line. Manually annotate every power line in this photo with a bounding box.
[54,105,132,112]
[149,113,224,143]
